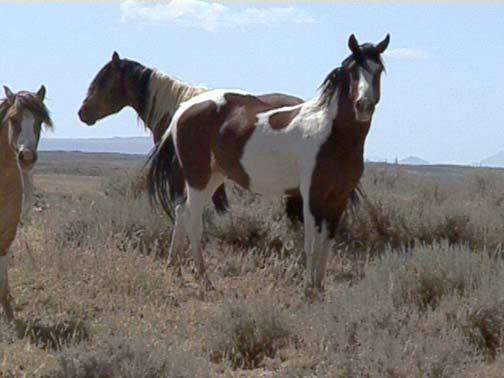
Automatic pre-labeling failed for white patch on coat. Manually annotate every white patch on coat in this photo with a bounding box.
[164,88,249,154]
[17,112,37,154]
[355,60,381,104]
[240,91,340,197]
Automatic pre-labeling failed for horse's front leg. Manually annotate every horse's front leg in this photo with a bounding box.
[0,250,14,321]
[312,200,346,296]
[301,180,321,301]
[21,170,34,219]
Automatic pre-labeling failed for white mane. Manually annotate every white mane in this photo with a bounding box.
[145,70,207,132]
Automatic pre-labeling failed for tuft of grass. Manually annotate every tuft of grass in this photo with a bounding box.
[52,335,210,378]
[205,299,293,369]
[15,316,89,350]
[376,242,484,311]
[462,301,504,360]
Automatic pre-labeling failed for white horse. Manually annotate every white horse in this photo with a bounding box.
[147,34,389,299]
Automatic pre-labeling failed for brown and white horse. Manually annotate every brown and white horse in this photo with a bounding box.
[0,86,52,320]
[78,53,306,222]
[3,86,51,218]
[147,34,389,298]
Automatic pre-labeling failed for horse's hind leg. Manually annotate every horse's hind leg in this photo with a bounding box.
[0,251,14,321]
[184,174,225,290]
[168,203,187,276]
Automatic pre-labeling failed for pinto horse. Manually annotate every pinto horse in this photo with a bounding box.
[78,53,305,222]
[147,34,389,298]
[0,86,52,320]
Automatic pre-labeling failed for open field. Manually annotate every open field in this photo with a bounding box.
[2,152,504,376]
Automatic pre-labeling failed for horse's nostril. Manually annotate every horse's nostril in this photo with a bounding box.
[356,99,374,114]
[19,150,34,162]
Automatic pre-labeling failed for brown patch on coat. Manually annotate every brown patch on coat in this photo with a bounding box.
[175,100,220,190]
[175,93,286,190]
[269,107,301,130]
[309,87,370,237]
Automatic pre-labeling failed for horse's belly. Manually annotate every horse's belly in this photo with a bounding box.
[240,136,299,196]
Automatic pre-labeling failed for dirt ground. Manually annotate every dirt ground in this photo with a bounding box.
[2,152,504,377]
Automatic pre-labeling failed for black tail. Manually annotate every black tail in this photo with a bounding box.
[145,133,181,222]
[146,133,230,221]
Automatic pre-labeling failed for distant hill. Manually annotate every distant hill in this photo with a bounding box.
[399,156,430,166]
[480,151,504,168]
[39,137,152,155]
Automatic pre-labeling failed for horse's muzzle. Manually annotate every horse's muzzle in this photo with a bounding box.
[354,98,375,122]
[78,107,96,126]
[18,149,37,169]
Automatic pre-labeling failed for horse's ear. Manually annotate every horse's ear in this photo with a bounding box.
[36,85,46,101]
[376,34,390,54]
[4,86,15,103]
[348,34,360,56]
[112,51,120,65]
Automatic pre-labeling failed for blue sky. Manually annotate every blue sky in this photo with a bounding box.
[1,2,503,164]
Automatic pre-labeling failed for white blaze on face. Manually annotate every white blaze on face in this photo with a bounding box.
[356,60,380,104]
[353,59,382,122]
[17,111,37,156]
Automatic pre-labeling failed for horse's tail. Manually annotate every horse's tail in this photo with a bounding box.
[146,130,230,218]
[146,132,181,221]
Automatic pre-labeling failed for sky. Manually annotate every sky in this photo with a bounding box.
[1,1,503,164]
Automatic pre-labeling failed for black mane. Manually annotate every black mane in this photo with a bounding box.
[120,59,152,113]
[90,58,152,115]
[318,66,347,107]
[342,43,385,72]
[318,41,386,107]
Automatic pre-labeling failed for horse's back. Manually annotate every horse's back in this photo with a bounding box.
[172,90,270,190]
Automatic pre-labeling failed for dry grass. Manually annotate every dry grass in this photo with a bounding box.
[2,156,504,376]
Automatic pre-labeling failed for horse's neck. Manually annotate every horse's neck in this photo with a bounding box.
[143,70,207,140]
[328,96,371,164]
[305,92,370,160]
[0,147,22,253]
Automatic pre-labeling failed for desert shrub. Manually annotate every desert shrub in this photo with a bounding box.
[300,247,484,376]
[54,218,93,249]
[207,210,267,249]
[101,168,148,199]
[337,166,504,254]
[374,242,485,311]
[462,301,504,360]
[15,316,89,350]
[53,335,210,378]
[0,320,17,343]
[452,268,504,360]
[205,299,293,369]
